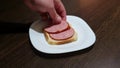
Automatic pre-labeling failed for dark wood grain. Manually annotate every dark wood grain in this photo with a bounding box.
[0,0,120,68]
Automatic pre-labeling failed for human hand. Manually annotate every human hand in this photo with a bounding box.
[24,0,66,24]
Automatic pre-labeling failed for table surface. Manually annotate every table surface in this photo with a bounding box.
[0,0,120,68]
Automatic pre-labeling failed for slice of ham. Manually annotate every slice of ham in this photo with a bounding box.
[49,28,74,40]
[44,20,69,33]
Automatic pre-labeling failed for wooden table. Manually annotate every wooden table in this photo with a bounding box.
[0,0,120,68]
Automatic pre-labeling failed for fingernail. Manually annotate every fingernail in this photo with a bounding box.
[56,16,62,23]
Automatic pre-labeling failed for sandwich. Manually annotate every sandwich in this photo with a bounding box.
[43,20,77,45]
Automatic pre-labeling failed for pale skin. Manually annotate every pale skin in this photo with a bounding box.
[24,0,66,24]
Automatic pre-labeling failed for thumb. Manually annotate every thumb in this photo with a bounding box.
[48,8,62,24]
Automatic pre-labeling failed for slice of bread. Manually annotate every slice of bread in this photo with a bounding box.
[44,28,77,45]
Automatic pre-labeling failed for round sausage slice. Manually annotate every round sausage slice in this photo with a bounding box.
[44,20,69,33]
[49,28,74,40]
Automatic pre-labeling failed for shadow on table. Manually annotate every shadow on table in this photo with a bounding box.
[0,21,32,34]
[30,39,94,59]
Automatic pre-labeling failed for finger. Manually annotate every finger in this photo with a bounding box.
[48,8,62,24]
[24,0,36,11]
[54,0,66,20]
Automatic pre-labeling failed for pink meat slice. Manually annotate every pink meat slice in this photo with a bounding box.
[49,28,74,40]
[44,20,68,33]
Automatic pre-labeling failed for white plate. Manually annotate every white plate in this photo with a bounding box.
[29,15,96,54]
